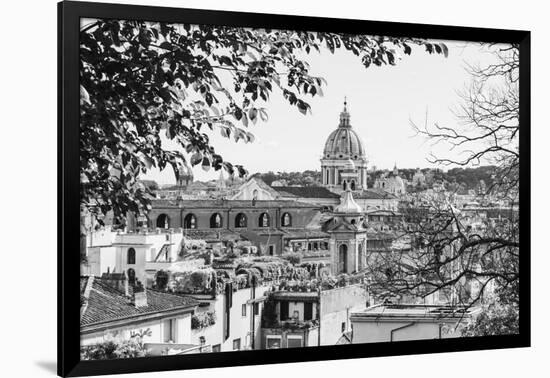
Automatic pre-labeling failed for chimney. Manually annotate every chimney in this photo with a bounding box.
[133,283,147,308]
[100,271,130,297]
[124,275,130,297]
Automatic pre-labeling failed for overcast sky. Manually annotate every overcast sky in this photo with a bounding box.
[141,36,506,184]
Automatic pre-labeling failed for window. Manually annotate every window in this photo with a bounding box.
[350,181,356,190]
[304,302,313,321]
[210,213,223,228]
[268,245,274,255]
[163,319,177,343]
[127,268,136,285]
[183,213,197,229]
[280,301,289,321]
[252,189,259,200]
[287,335,303,348]
[266,336,282,349]
[281,212,292,227]
[253,303,260,316]
[232,338,241,350]
[127,248,136,264]
[341,322,346,333]
[235,213,247,228]
[259,213,270,227]
[242,303,247,317]
[212,344,221,353]
[156,214,170,229]
[338,244,348,273]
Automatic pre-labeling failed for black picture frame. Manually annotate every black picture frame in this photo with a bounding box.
[58,1,531,376]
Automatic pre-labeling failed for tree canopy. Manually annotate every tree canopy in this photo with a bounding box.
[367,44,520,335]
[80,19,446,224]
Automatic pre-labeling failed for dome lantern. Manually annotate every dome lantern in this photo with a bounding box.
[339,97,351,128]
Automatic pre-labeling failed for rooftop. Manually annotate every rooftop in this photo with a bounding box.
[152,198,319,209]
[351,304,476,321]
[354,190,398,200]
[271,291,319,302]
[273,186,340,199]
[80,276,198,328]
[281,228,330,239]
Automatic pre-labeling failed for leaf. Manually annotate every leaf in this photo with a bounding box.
[296,100,310,115]
[80,85,91,105]
[201,156,211,171]
[259,108,269,122]
[440,43,449,58]
[190,152,203,166]
[249,108,258,124]
[139,153,154,169]
[220,126,231,138]
[160,41,173,51]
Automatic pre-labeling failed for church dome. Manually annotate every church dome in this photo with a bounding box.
[322,101,366,160]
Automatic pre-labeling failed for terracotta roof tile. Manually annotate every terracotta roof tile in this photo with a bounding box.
[80,277,198,327]
[273,186,340,199]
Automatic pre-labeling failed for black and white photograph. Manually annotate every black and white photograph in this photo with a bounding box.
[77,15,523,361]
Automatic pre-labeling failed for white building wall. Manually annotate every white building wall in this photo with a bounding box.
[351,319,462,344]
[84,246,116,277]
[191,285,269,352]
[81,312,193,346]
[320,285,367,345]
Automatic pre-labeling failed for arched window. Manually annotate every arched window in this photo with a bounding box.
[184,213,197,229]
[259,213,270,227]
[343,180,347,191]
[281,212,292,227]
[127,268,136,285]
[350,181,356,191]
[127,248,136,264]
[210,213,223,228]
[252,189,259,200]
[338,244,348,274]
[156,214,170,229]
[235,213,247,228]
